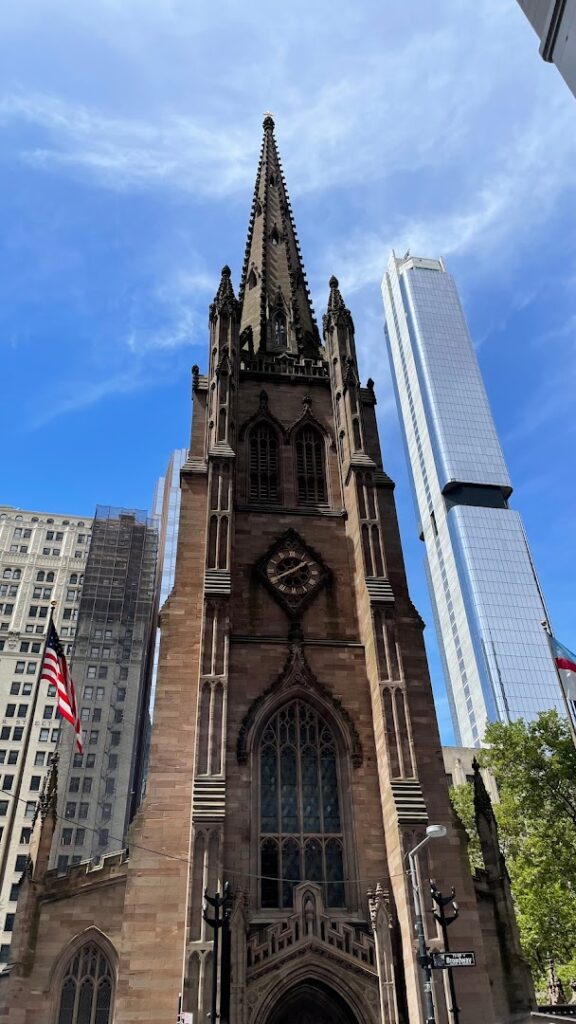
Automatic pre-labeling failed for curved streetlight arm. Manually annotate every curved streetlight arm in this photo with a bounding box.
[406,827,446,1024]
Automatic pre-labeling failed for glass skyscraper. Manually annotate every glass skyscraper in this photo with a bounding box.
[382,254,563,746]
[150,448,187,714]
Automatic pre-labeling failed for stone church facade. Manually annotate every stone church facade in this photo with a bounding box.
[0,117,535,1024]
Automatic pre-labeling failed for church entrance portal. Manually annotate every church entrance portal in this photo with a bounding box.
[264,980,360,1024]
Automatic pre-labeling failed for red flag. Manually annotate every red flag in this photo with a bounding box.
[41,620,83,753]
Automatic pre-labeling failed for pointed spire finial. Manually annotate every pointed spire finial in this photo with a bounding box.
[472,757,494,821]
[327,274,347,312]
[238,118,320,356]
[324,273,355,336]
[210,264,239,320]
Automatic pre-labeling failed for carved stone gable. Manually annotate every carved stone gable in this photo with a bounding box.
[246,883,377,979]
[236,637,363,767]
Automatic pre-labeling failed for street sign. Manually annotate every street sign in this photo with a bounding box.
[432,951,476,969]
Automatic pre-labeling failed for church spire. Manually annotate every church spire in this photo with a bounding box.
[238,114,321,358]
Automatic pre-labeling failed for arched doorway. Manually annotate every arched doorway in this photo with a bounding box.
[265,980,360,1024]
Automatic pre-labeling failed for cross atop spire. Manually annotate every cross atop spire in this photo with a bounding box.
[238,116,321,358]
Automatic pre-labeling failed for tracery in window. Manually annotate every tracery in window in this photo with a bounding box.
[249,423,279,502]
[259,699,345,910]
[295,427,326,505]
[57,942,112,1024]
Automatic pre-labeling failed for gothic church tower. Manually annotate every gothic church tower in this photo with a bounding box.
[1,117,503,1024]
[115,115,498,1024]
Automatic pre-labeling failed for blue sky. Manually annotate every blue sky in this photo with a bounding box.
[1,0,575,742]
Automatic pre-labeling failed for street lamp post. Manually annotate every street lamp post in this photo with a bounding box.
[407,824,447,1024]
[430,881,460,1024]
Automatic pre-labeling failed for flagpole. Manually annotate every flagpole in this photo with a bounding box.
[541,620,576,750]
[0,601,58,895]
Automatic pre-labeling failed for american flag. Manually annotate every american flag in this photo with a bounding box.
[41,620,83,753]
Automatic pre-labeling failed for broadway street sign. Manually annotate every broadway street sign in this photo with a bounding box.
[431,951,476,969]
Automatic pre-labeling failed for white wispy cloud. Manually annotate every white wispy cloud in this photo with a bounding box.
[120,264,217,353]
[28,367,159,428]
[0,93,255,196]
[2,0,575,423]
[324,91,576,295]
[0,0,554,205]
[124,307,196,353]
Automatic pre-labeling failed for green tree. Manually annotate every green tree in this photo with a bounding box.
[478,711,576,989]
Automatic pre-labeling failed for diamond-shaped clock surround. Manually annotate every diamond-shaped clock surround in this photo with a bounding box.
[255,528,331,619]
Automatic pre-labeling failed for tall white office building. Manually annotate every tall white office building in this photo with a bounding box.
[382,254,563,746]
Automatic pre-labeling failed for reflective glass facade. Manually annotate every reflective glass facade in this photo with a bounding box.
[382,255,562,746]
[150,448,187,714]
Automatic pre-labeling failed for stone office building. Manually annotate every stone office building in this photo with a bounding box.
[0,506,91,967]
[0,118,534,1024]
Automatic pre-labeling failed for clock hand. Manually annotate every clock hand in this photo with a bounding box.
[271,560,309,582]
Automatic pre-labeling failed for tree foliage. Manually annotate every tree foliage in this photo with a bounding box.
[478,711,576,989]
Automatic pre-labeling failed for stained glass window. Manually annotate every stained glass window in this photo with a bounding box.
[249,423,279,502]
[259,700,345,909]
[295,428,326,505]
[57,942,113,1024]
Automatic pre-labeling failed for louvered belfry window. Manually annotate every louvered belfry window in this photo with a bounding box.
[57,942,112,1024]
[296,427,326,505]
[249,423,279,502]
[259,699,345,910]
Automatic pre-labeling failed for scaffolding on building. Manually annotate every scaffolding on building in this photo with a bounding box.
[53,506,159,866]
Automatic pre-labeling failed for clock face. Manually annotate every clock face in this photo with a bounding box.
[266,547,321,599]
[257,530,330,617]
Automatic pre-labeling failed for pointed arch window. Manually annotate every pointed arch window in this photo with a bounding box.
[273,312,287,348]
[57,942,113,1024]
[295,427,326,505]
[249,423,279,503]
[259,699,345,910]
